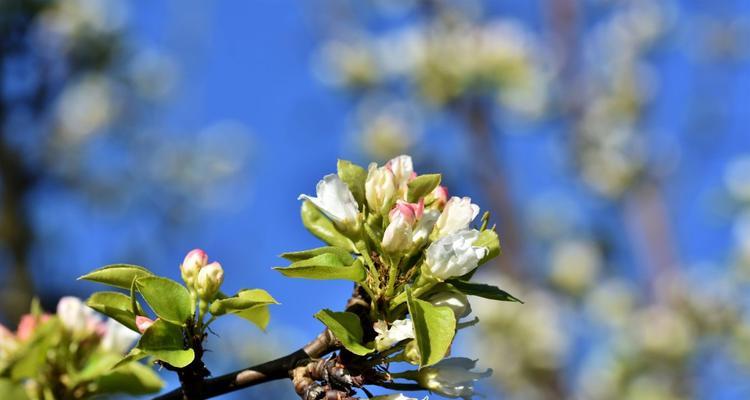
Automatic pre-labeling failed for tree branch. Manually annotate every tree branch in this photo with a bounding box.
[153,329,338,400]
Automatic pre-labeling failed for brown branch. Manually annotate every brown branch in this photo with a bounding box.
[153,329,338,400]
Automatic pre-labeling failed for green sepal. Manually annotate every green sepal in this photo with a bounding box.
[474,229,501,267]
[407,174,441,203]
[337,159,367,206]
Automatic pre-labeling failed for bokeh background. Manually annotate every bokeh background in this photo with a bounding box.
[1,0,749,399]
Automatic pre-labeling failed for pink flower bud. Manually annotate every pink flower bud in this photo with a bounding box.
[389,201,417,225]
[135,316,155,334]
[195,261,224,301]
[388,200,424,225]
[181,248,208,288]
[16,314,37,341]
[430,186,449,208]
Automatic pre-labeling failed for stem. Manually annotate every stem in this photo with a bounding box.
[153,329,337,400]
[389,280,436,312]
[384,255,401,299]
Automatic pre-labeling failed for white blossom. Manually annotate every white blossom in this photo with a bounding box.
[412,209,440,246]
[417,358,491,399]
[382,201,419,253]
[100,319,139,354]
[386,155,414,189]
[433,197,480,239]
[365,163,397,215]
[424,230,488,281]
[299,174,360,231]
[57,296,100,336]
[374,319,415,351]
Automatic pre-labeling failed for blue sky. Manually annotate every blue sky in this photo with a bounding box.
[30,0,750,398]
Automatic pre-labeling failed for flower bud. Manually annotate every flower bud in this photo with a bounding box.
[365,163,397,215]
[433,196,480,239]
[385,155,414,188]
[427,291,472,319]
[424,229,488,281]
[386,155,415,199]
[195,261,224,301]
[180,248,208,288]
[411,209,439,247]
[135,316,155,334]
[15,315,38,341]
[426,185,449,209]
[382,201,423,253]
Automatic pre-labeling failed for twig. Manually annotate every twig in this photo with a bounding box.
[153,329,338,400]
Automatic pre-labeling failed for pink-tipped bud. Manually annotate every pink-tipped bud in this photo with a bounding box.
[430,186,449,209]
[389,199,424,224]
[135,316,155,334]
[389,201,417,225]
[16,314,37,341]
[180,249,208,288]
[195,261,224,301]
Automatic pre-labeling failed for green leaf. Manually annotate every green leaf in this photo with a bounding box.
[10,318,60,380]
[0,379,28,400]
[135,277,194,326]
[281,246,353,263]
[94,357,164,395]
[236,305,271,331]
[79,264,154,290]
[407,174,441,203]
[138,319,194,368]
[337,159,367,206]
[301,200,353,250]
[274,254,366,282]
[86,292,142,332]
[407,287,456,367]
[474,229,501,267]
[314,309,374,356]
[447,280,523,303]
[112,348,149,370]
[209,289,278,316]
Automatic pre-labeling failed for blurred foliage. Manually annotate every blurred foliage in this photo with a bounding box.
[312,0,750,398]
[0,297,161,399]
[0,0,253,323]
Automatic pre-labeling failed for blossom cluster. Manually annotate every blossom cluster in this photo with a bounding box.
[0,297,161,399]
[281,154,519,399]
